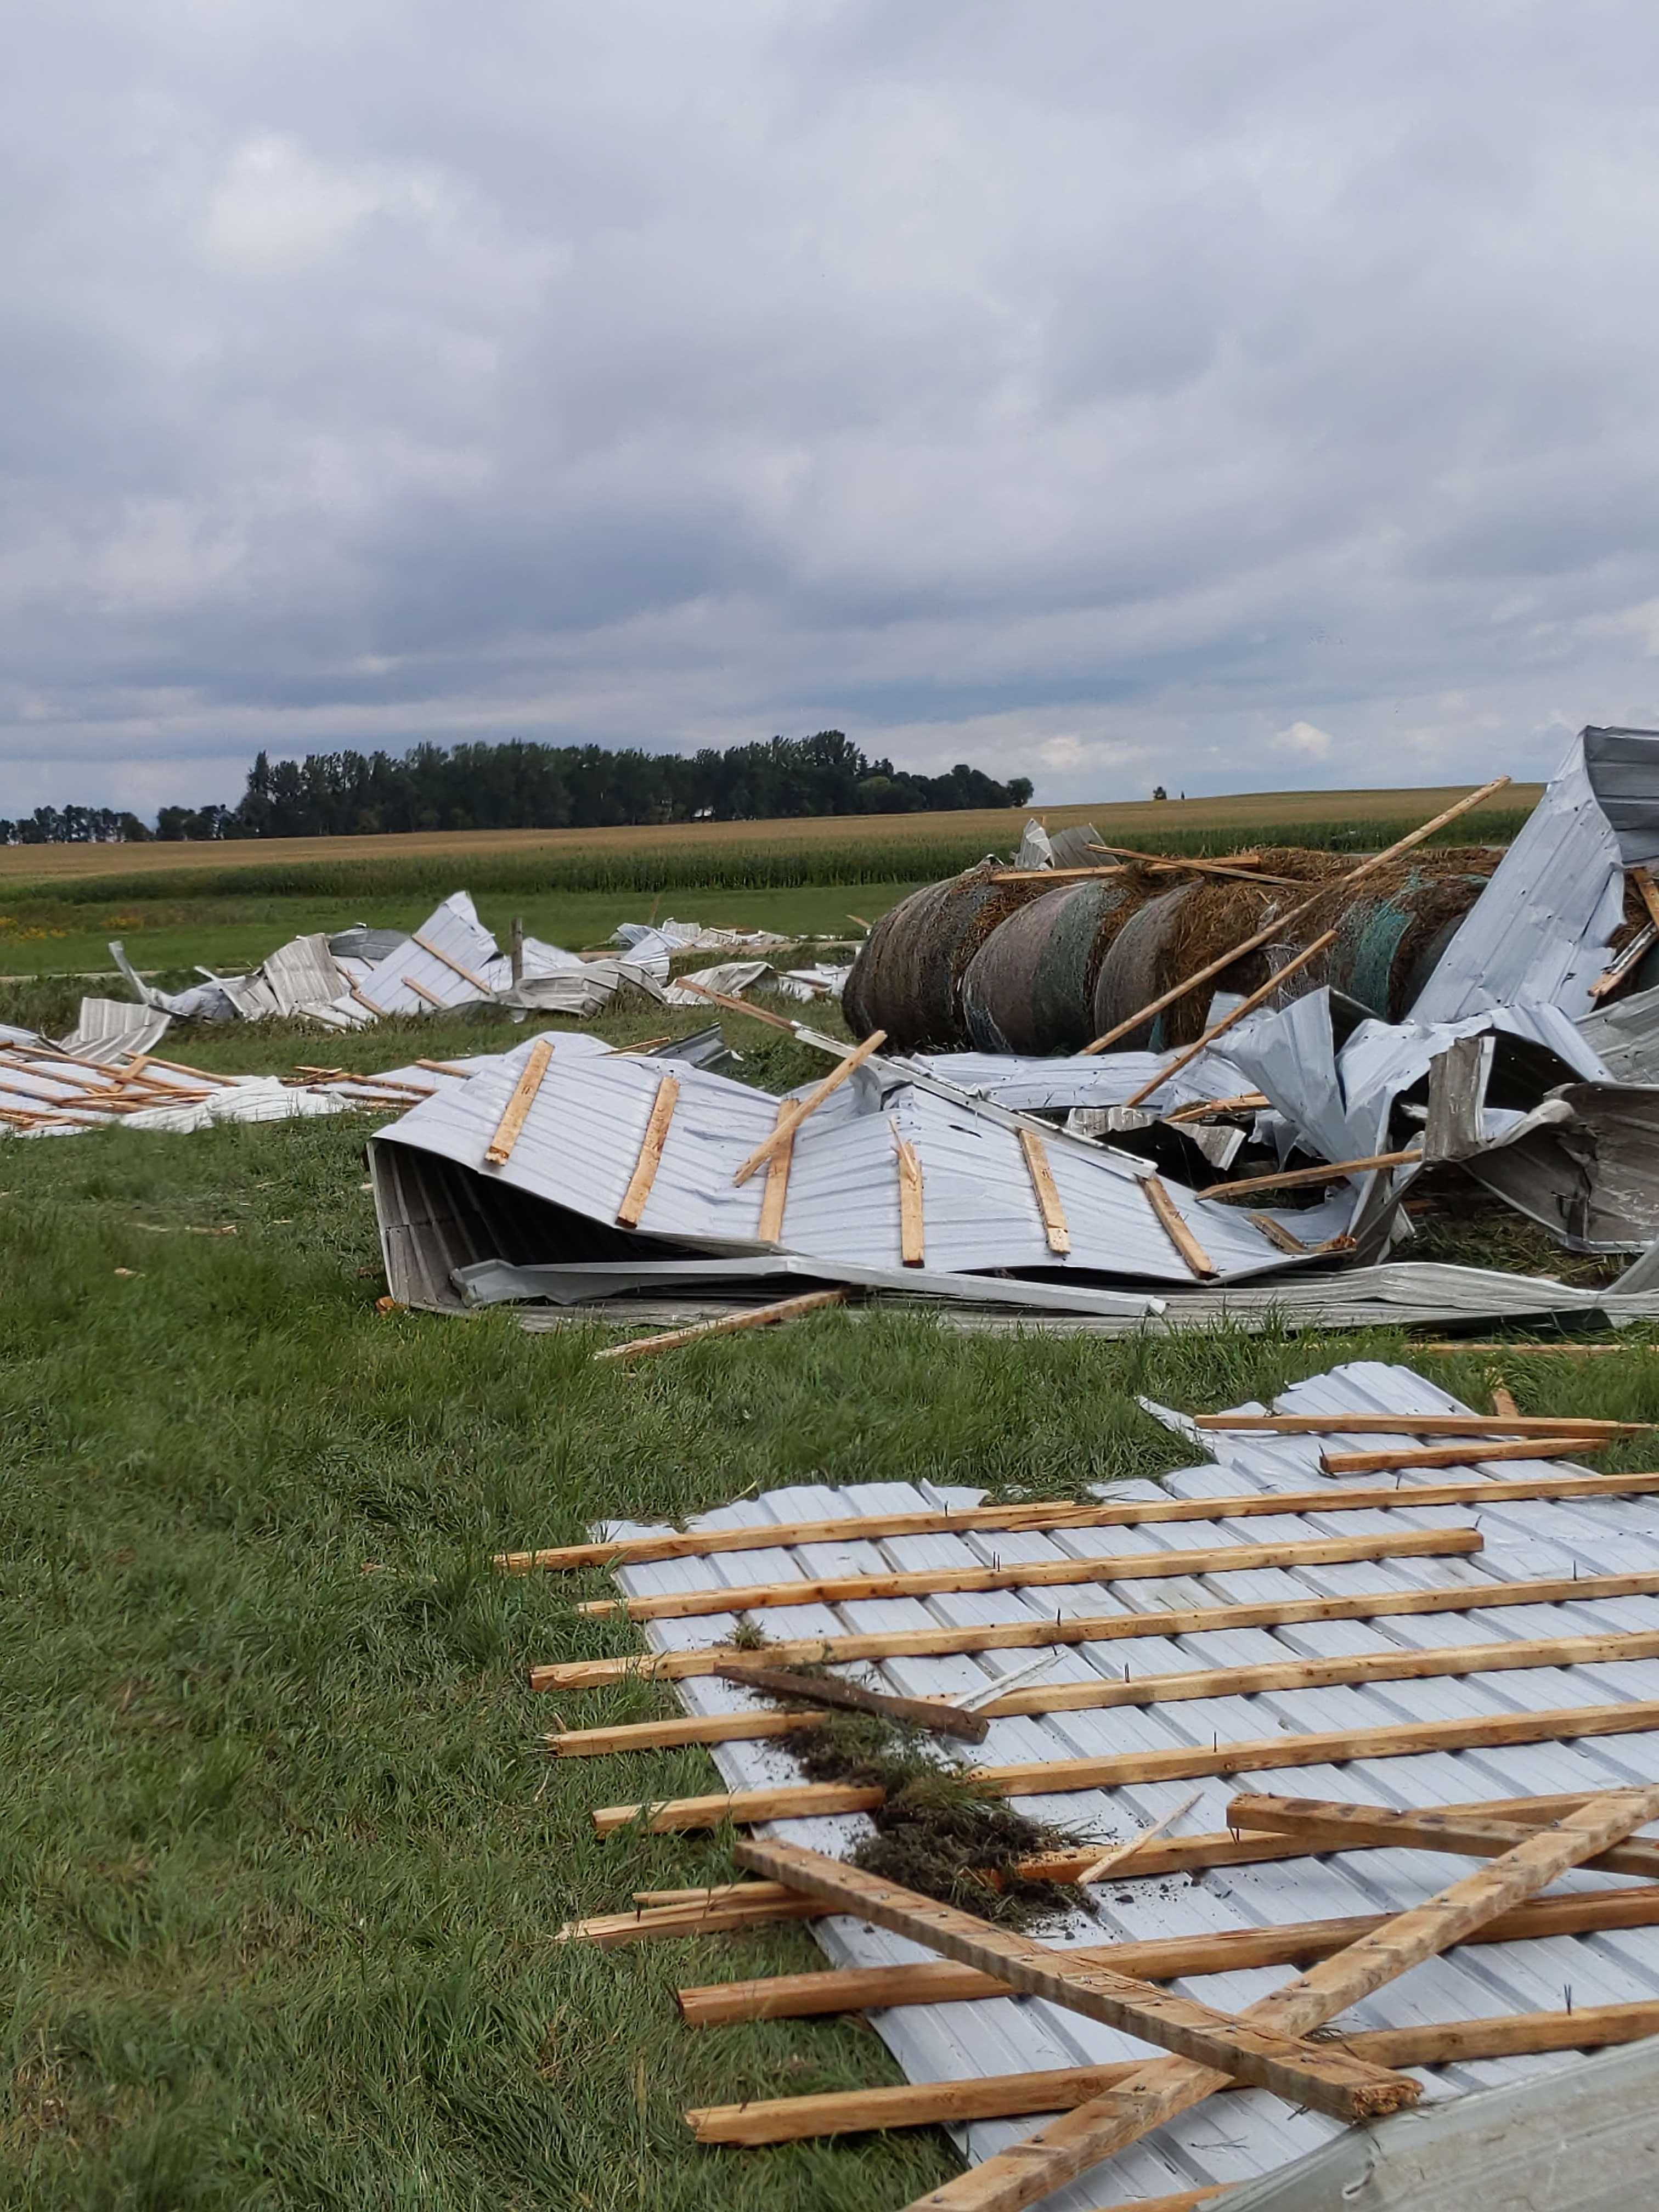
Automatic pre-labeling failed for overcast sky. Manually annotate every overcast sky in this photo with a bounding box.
[6,3,1659,818]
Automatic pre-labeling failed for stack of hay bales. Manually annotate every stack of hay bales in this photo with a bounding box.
[844,846,1505,1053]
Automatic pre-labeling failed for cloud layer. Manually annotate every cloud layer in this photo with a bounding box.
[7,2,1659,814]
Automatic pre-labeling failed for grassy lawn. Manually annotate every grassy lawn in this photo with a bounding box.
[4,986,1659,2207]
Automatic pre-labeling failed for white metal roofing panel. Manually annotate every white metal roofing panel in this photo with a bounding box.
[590,1362,1659,2208]
[354,893,498,1015]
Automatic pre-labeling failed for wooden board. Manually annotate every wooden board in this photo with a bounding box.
[910,1784,1659,2212]
[529,1562,1659,1689]
[574,1525,1481,1622]
[483,1038,554,1167]
[735,1840,1418,2122]
[1322,1435,1610,1474]
[1198,1410,1642,1437]
[549,1623,1659,1755]
[894,1131,926,1266]
[1198,1148,1420,1199]
[590,1288,848,1364]
[676,1878,1659,2026]
[494,1469,1659,1573]
[615,1074,680,1228]
[400,972,447,1009]
[1017,1127,1069,1254]
[1226,1790,1659,1880]
[757,1099,793,1243]
[686,1998,1659,2143]
[730,1028,887,1186]
[590,1698,1659,1832]
[410,929,495,996]
[1141,1174,1216,1277]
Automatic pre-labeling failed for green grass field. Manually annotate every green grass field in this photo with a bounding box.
[3,985,1658,2208]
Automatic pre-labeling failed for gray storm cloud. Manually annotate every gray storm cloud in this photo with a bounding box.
[4,1,1659,815]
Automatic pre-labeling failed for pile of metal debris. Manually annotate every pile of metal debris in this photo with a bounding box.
[83,893,850,1048]
[361,729,1659,1338]
[531,1359,1659,2210]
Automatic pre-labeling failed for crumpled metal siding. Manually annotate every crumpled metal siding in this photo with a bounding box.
[909,1051,1257,1114]
[602,1361,1659,2209]
[1577,977,1659,1084]
[1412,728,1652,1023]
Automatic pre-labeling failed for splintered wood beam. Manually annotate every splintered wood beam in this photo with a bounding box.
[1122,927,1340,1110]
[1017,1127,1069,1254]
[1322,1436,1610,1475]
[410,929,495,996]
[590,1699,1659,1832]
[1490,1381,1521,1420]
[591,1288,849,1364]
[571,1525,1483,1622]
[894,1130,926,1265]
[1226,1791,1659,1880]
[1198,1410,1643,1437]
[530,1565,1659,1689]
[1079,775,1511,1055]
[714,1660,988,1742]
[1591,921,1659,998]
[731,1029,887,1186]
[1141,1174,1216,1277]
[1245,1211,1308,1254]
[616,1074,680,1227]
[906,1783,1659,2212]
[1198,1148,1420,1199]
[550,1623,1659,1755]
[757,1099,794,1242]
[685,1998,1659,2143]
[558,1894,822,1947]
[675,1878,1659,2026]
[483,1039,554,1167]
[734,1839,1418,2123]
[1164,1092,1271,1122]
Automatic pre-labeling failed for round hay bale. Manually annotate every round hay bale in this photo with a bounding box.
[1309,853,1502,1019]
[1088,882,1205,1052]
[961,877,1143,1053]
[841,864,1062,1049]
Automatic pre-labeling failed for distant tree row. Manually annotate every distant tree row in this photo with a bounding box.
[0,732,1034,845]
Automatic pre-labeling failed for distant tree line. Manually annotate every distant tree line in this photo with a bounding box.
[0,732,1034,845]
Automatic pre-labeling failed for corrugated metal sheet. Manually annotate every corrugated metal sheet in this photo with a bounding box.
[1577,978,1659,1084]
[911,1050,1256,1114]
[354,892,501,1015]
[57,997,172,1062]
[258,933,349,1017]
[1412,729,1648,1023]
[367,1046,1336,1302]
[600,1360,1659,2208]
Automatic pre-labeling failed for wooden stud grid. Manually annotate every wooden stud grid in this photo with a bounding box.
[732,1841,1417,2122]
[902,1784,1659,2212]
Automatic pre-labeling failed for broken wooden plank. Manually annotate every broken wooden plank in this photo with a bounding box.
[591,1699,1659,1832]
[1226,1791,1659,1880]
[1164,1092,1272,1122]
[483,1038,554,1167]
[730,1029,887,1186]
[1122,928,1340,1111]
[734,1840,1419,2122]
[1244,1211,1308,1255]
[410,929,496,996]
[757,1099,794,1242]
[572,1525,1483,1622]
[615,1074,680,1227]
[1141,1173,1216,1277]
[895,1131,926,1266]
[686,1997,1659,2143]
[715,1660,989,1742]
[1080,776,1511,1054]
[1591,920,1659,999]
[532,1564,1659,1689]
[1321,1435,1610,1474]
[1079,1793,1203,1885]
[1197,1410,1641,1437]
[1633,865,1659,933]
[590,1287,849,1364]
[557,1894,821,1947]
[1017,1126,1069,1255]
[676,1876,1659,2025]
[906,1783,1659,2212]
[1197,1147,1421,1199]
